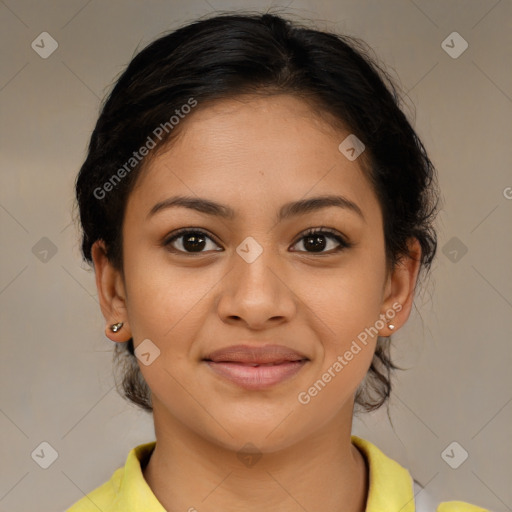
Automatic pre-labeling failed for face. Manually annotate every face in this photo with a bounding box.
[94,94,419,453]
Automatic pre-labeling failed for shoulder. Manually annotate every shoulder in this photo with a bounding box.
[435,502,492,512]
[65,467,123,511]
[351,435,491,512]
[414,478,491,512]
[65,441,158,512]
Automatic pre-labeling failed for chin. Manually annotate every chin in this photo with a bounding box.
[216,431,300,456]
[201,415,304,454]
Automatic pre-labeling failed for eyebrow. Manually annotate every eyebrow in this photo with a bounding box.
[148,194,365,223]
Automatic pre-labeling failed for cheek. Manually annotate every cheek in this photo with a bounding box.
[294,274,383,420]
[306,245,386,386]
[121,240,207,343]
[310,288,381,398]
[308,253,387,342]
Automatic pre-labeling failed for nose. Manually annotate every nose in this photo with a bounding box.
[216,246,297,330]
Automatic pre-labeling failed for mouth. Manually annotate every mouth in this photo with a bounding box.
[203,344,309,390]
[204,359,307,366]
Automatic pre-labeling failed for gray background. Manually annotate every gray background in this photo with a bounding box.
[1,1,511,511]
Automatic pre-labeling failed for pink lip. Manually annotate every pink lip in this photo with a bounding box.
[204,344,308,364]
[205,360,308,390]
[203,344,309,390]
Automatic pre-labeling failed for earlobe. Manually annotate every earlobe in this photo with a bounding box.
[91,240,132,342]
[380,238,422,335]
[104,321,129,342]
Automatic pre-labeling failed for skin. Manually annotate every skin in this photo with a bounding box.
[92,94,421,512]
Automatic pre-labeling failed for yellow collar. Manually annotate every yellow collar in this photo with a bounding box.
[351,435,414,511]
[110,435,414,511]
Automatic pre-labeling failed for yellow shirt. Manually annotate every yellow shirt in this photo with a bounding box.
[66,435,489,511]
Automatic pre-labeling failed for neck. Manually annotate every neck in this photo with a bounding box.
[143,405,368,512]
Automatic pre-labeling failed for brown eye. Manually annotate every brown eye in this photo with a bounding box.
[164,229,222,254]
[291,228,351,254]
[163,227,351,256]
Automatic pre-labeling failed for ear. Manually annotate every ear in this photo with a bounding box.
[379,237,422,335]
[91,240,132,343]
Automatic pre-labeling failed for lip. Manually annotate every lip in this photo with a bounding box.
[204,344,308,364]
[203,344,309,390]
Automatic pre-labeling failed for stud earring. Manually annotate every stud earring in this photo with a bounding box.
[110,322,124,333]
[388,323,395,331]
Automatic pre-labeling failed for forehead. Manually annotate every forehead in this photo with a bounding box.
[128,94,381,225]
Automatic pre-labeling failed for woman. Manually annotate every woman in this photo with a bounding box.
[67,12,489,512]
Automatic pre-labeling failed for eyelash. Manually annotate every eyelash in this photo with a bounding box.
[162,226,352,255]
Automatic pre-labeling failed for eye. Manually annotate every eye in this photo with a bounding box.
[291,227,352,254]
[163,226,352,255]
[163,228,222,254]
